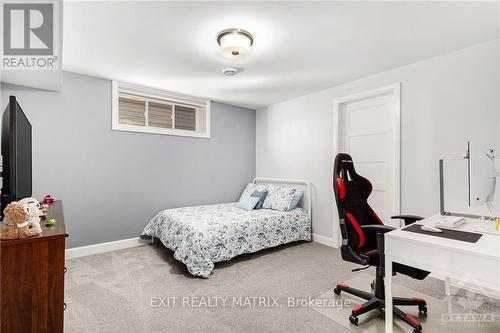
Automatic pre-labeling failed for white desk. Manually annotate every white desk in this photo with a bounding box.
[384,214,500,333]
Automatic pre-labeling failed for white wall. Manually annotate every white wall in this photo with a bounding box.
[256,39,500,246]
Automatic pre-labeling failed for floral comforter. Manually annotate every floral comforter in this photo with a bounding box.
[140,203,311,278]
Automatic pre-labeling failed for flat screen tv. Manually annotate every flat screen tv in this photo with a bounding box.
[1,96,32,216]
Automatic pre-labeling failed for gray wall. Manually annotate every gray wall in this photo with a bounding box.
[1,72,256,248]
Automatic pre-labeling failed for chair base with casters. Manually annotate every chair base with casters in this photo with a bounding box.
[334,272,427,333]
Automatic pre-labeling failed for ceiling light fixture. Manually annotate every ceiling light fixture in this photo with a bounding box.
[217,28,254,58]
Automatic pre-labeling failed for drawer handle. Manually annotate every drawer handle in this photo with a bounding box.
[64,302,67,311]
[64,267,67,273]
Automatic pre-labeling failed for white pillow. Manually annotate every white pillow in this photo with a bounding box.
[262,185,296,211]
[239,183,268,201]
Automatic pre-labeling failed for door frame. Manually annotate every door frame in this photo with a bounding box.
[333,83,401,233]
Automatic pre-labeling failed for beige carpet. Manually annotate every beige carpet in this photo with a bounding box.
[64,242,500,333]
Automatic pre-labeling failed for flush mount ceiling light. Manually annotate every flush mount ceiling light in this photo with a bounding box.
[217,28,254,58]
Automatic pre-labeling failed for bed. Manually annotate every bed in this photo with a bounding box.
[140,178,312,278]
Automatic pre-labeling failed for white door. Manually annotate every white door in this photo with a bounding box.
[337,86,400,227]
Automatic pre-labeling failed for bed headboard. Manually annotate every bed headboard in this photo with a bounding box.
[252,177,312,220]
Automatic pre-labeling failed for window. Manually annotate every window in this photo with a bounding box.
[112,81,210,138]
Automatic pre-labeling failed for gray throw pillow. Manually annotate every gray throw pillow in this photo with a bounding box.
[287,190,304,211]
[237,196,260,211]
[251,190,268,209]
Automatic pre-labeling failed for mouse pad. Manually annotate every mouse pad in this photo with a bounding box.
[402,224,483,243]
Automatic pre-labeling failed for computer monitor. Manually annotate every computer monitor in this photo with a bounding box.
[467,141,497,207]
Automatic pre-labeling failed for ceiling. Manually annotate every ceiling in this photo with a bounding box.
[63,1,500,109]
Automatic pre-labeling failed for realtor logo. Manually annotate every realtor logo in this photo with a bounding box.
[2,1,59,70]
[4,3,53,55]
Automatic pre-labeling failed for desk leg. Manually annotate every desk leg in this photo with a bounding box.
[445,277,451,296]
[385,255,393,333]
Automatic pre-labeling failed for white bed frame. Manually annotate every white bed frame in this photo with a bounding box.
[252,177,312,221]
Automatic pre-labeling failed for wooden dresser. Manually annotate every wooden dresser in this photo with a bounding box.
[1,200,68,333]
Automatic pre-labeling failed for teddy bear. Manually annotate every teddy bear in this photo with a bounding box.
[0,205,20,240]
[19,197,42,225]
[1,201,42,239]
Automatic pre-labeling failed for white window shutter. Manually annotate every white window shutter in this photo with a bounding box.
[174,105,196,131]
[118,97,145,126]
[148,102,173,129]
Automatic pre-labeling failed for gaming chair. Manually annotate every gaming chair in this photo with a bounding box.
[333,153,430,333]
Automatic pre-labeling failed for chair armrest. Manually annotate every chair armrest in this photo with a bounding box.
[391,214,424,226]
[360,224,396,233]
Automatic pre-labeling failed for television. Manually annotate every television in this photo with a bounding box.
[1,96,32,216]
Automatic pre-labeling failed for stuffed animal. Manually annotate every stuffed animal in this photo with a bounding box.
[19,197,42,225]
[1,201,42,239]
[0,205,20,240]
[19,197,43,234]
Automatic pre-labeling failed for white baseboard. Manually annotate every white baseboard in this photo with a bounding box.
[312,233,338,248]
[66,237,148,260]
[66,234,338,259]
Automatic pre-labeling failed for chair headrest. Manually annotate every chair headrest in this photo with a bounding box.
[334,153,356,179]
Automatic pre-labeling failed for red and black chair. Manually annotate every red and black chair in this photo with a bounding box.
[333,153,430,333]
